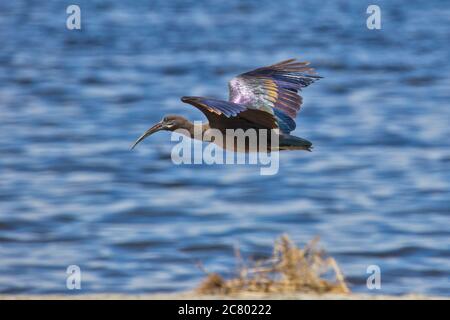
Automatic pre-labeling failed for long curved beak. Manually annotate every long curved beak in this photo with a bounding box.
[130,121,165,150]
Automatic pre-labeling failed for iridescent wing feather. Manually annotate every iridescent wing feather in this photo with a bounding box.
[180,96,278,132]
[228,59,321,133]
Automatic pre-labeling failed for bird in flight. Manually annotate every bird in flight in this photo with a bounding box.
[131,59,321,152]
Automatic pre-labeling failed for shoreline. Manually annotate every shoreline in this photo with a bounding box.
[0,291,447,300]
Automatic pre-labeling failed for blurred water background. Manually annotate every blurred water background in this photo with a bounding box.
[0,0,449,295]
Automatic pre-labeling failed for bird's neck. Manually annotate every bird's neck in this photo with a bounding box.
[183,121,210,140]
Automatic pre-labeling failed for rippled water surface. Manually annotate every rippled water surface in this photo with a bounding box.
[0,0,449,295]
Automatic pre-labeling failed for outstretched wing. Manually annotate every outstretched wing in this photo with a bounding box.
[228,59,321,133]
[181,96,278,132]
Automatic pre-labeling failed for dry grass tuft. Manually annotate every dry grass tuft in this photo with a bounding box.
[196,235,349,295]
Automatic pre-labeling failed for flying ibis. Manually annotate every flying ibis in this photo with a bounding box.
[131,59,321,152]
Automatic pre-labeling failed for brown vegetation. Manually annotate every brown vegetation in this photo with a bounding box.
[196,235,349,295]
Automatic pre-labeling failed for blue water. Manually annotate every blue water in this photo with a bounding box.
[0,0,449,295]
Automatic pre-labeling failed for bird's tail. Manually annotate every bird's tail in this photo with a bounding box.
[278,134,313,151]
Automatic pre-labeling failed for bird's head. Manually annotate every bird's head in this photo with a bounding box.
[130,115,188,150]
